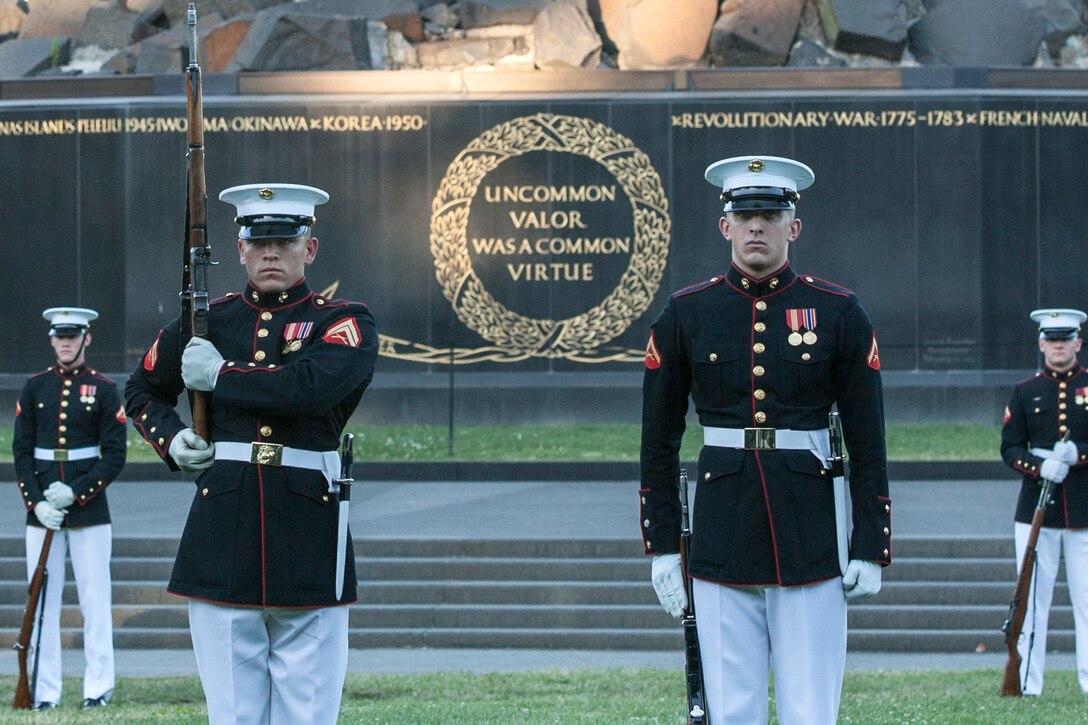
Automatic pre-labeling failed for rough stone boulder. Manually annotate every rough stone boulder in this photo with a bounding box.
[416,32,529,69]
[128,10,223,74]
[598,0,717,69]
[17,0,94,40]
[78,6,143,51]
[160,0,291,28]
[0,5,25,37]
[0,36,72,77]
[1026,0,1087,58]
[829,0,909,61]
[534,0,601,68]
[459,0,552,29]
[225,5,379,71]
[909,0,1046,66]
[710,0,804,67]
[203,15,253,72]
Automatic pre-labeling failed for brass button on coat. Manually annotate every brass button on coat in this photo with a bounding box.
[753,343,765,353]
[753,366,765,376]
[754,389,766,400]
[802,352,811,361]
[261,311,273,321]
[257,329,269,338]
[260,425,272,437]
[255,351,266,361]
[754,412,766,423]
[754,322,766,332]
[755,301,767,311]
[709,353,718,362]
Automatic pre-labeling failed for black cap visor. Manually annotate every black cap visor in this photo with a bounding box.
[722,186,798,212]
[50,324,87,337]
[1041,328,1079,341]
[237,215,314,240]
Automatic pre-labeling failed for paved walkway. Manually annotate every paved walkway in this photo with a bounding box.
[4,475,1069,676]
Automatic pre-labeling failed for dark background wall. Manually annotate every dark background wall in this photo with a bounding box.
[1,86,1083,423]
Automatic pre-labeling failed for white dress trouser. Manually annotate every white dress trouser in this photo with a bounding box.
[24,524,115,704]
[693,577,846,725]
[1014,523,1088,694]
[188,600,349,725]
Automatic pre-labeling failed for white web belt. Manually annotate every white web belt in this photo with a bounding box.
[34,445,100,462]
[703,427,830,462]
[214,441,340,487]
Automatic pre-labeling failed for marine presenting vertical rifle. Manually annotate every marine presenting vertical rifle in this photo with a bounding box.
[678,468,707,724]
[180,2,212,440]
[1000,431,1069,697]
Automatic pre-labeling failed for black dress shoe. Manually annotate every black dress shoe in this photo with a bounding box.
[31,701,58,711]
[82,696,108,709]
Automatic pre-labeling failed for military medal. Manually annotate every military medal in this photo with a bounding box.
[79,384,97,404]
[802,309,818,345]
[1077,387,1088,406]
[785,309,804,346]
[282,321,314,355]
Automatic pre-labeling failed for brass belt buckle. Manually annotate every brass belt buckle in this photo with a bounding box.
[250,442,283,466]
[53,449,68,462]
[743,428,776,450]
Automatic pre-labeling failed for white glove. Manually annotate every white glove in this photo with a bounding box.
[651,553,688,618]
[33,500,65,531]
[1053,440,1079,466]
[169,428,215,472]
[1041,457,1070,484]
[842,559,882,600]
[44,481,75,509]
[181,337,224,392]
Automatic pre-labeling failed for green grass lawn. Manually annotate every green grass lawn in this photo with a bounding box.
[0,423,1001,464]
[0,669,1081,724]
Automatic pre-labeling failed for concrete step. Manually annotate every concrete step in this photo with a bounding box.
[357,557,648,582]
[358,580,656,606]
[875,581,1071,607]
[848,604,1075,631]
[883,558,1061,583]
[847,628,1075,654]
[0,534,1077,653]
[0,536,179,558]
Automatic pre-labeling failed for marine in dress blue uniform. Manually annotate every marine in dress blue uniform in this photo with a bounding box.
[125,184,378,725]
[640,157,890,725]
[1001,308,1088,695]
[13,307,125,710]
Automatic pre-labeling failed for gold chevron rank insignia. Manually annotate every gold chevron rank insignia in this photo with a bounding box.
[322,318,362,347]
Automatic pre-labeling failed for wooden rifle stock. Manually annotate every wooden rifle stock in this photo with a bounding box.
[12,529,54,710]
[1000,432,1068,696]
[1000,481,1051,697]
[678,469,707,724]
[182,2,211,440]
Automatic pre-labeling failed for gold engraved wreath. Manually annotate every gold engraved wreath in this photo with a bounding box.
[430,113,671,358]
